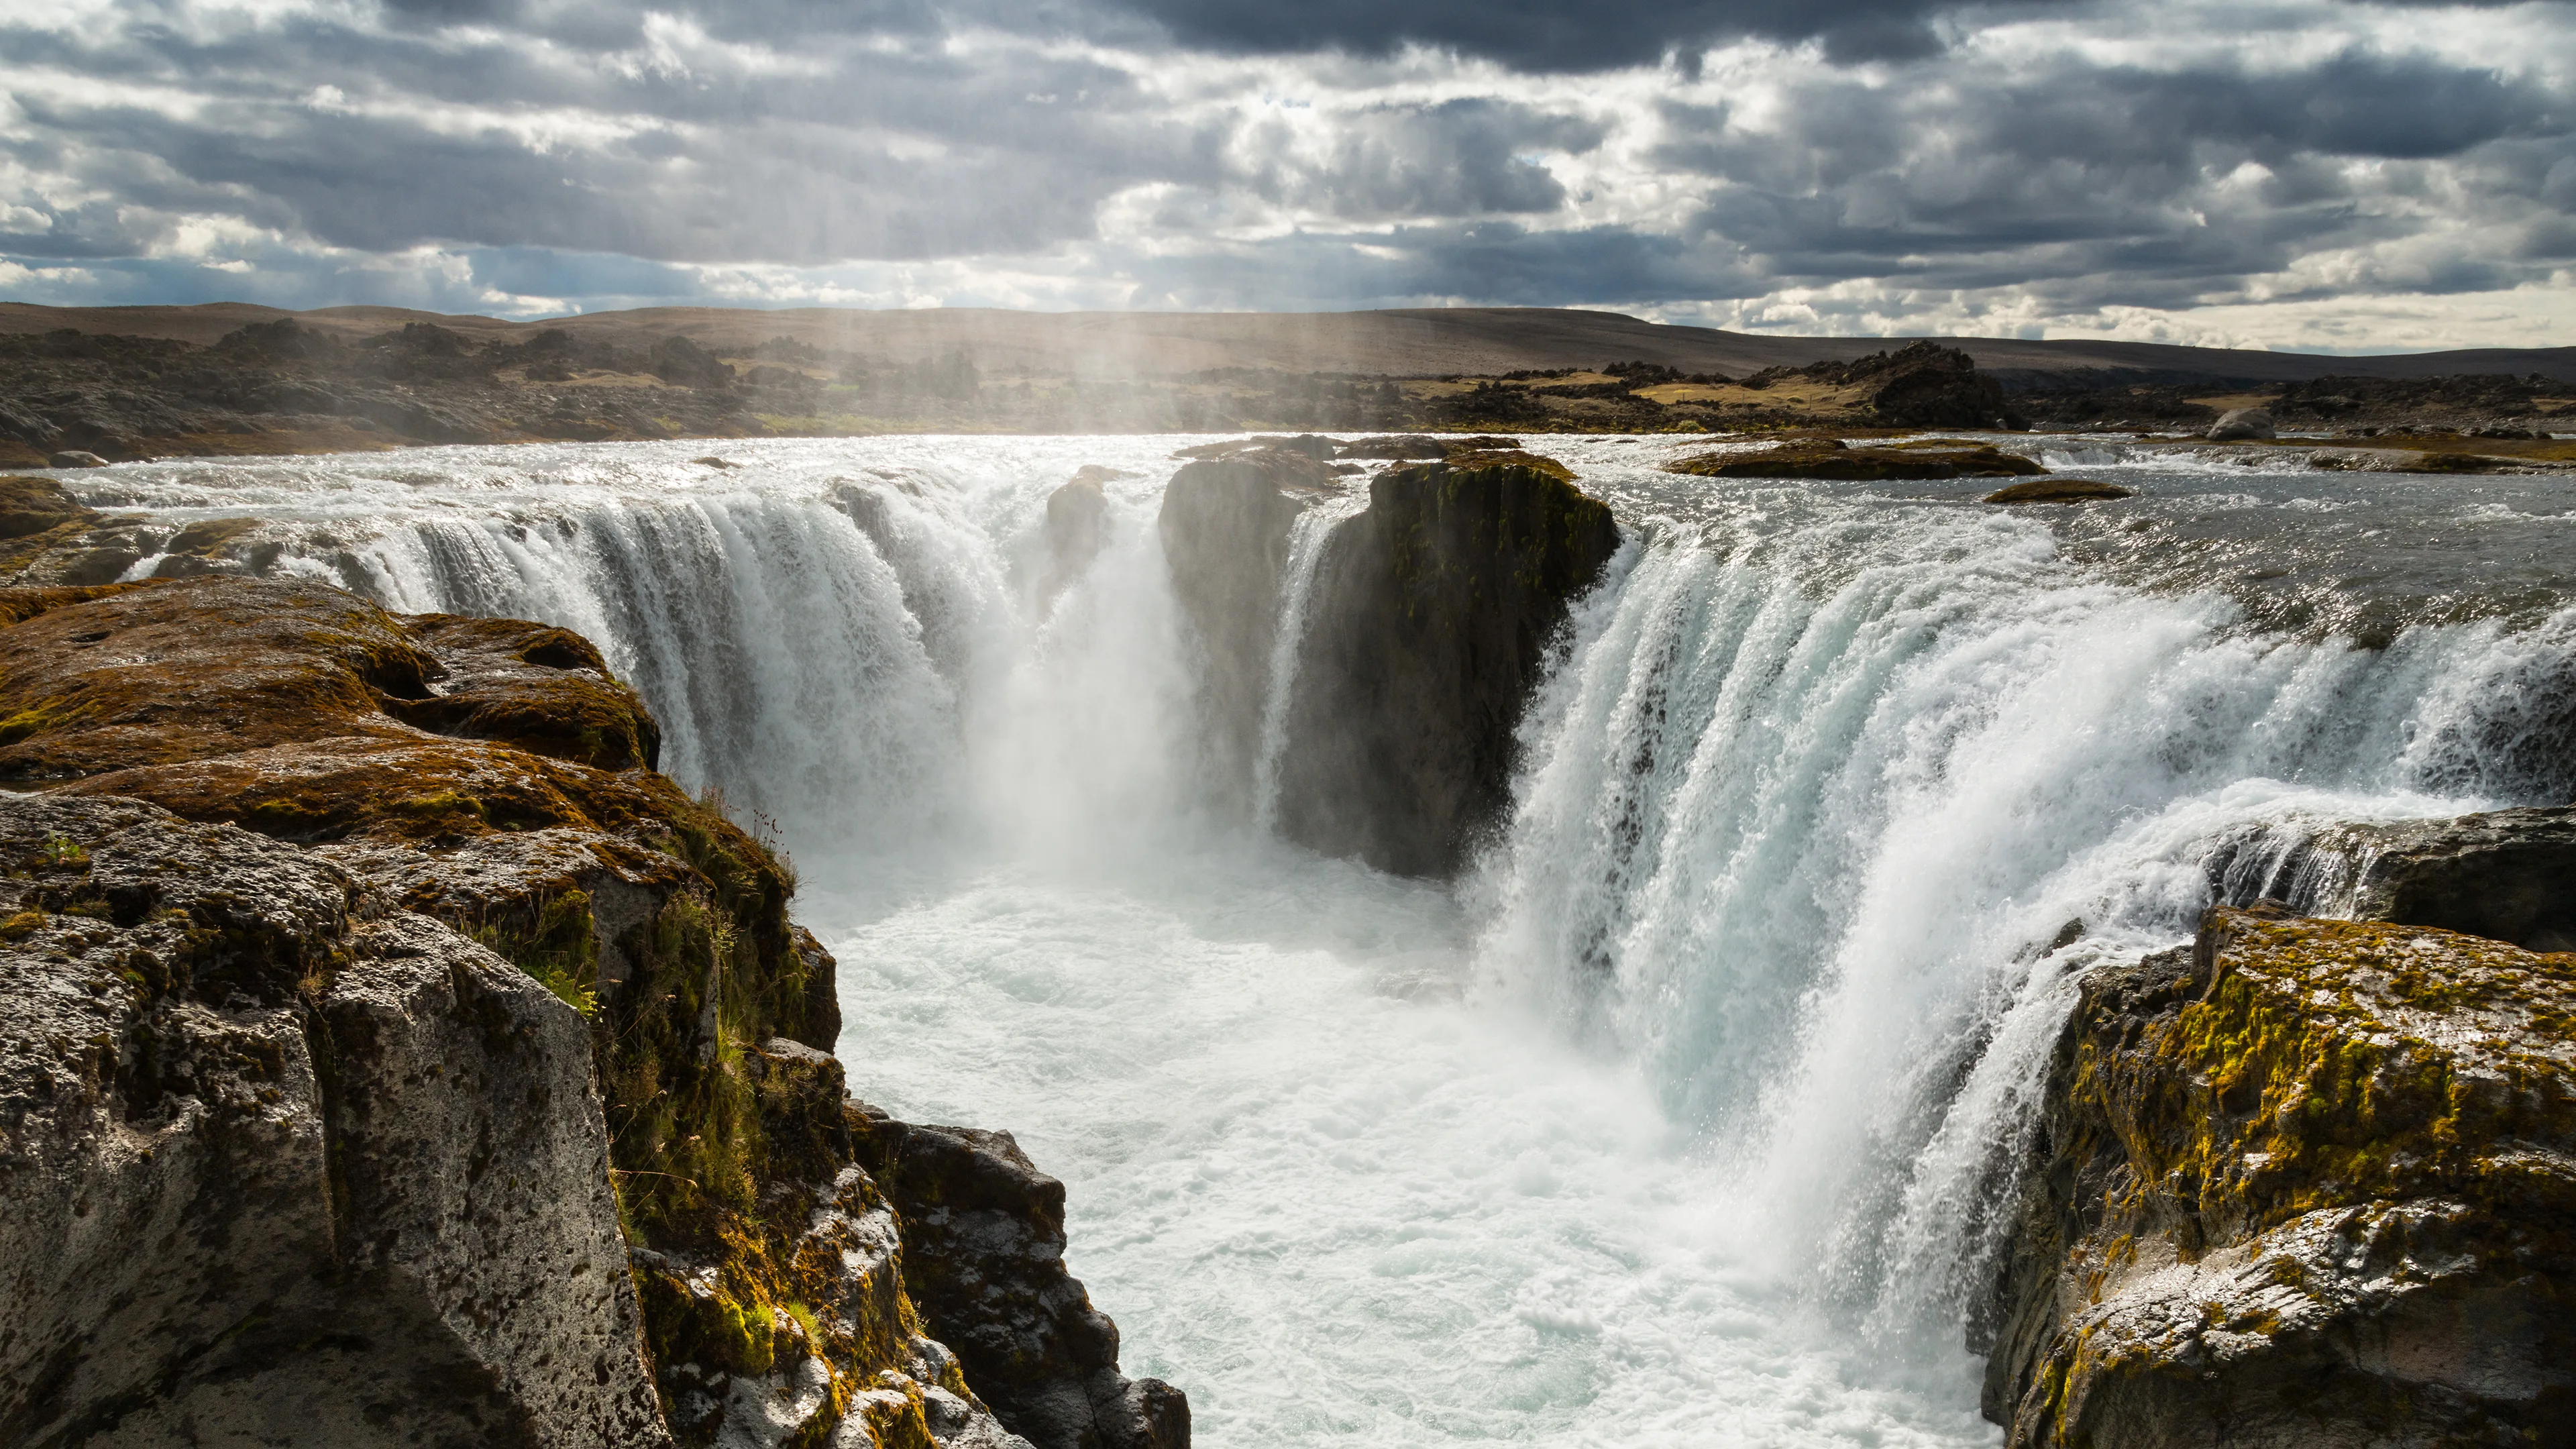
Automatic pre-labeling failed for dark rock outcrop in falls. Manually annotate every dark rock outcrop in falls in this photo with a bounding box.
[2318,807,2576,953]
[1666,438,2045,481]
[0,576,1185,1448]
[1038,466,1134,610]
[1982,478,2135,504]
[1273,458,1620,877]
[1155,445,1333,816]
[1984,890,2576,1446]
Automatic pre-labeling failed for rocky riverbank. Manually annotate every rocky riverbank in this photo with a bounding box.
[0,578,1184,1449]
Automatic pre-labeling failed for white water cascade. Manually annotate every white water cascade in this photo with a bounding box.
[65,434,2576,1446]
[1252,488,1371,831]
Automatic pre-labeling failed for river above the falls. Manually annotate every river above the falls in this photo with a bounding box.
[52,433,2576,1446]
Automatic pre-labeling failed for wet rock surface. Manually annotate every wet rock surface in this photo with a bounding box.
[1984,904,2576,1448]
[851,1110,1189,1449]
[0,576,1163,1448]
[1155,446,1333,816]
[2335,807,2576,953]
[1668,437,2047,481]
[1275,460,1620,877]
[1984,478,2136,504]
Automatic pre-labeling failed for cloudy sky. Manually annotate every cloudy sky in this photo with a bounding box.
[3,0,2571,348]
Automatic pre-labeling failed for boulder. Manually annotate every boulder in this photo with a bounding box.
[1982,479,2137,504]
[44,451,107,469]
[1669,440,2045,482]
[1274,461,1621,877]
[2207,407,2277,441]
[1155,450,1332,816]
[1040,472,1112,606]
[851,1110,1189,1449]
[2246,806,2576,953]
[1982,906,2576,1448]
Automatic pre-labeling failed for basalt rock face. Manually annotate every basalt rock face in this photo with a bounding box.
[0,794,669,1448]
[1982,906,2576,1448]
[1155,447,1332,816]
[851,1110,1189,1449]
[2324,807,2576,953]
[0,576,1179,1448]
[1275,461,1620,877]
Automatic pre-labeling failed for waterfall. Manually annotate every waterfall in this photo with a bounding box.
[1251,488,1369,831]
[1466,486,2573,1342]
[117,441,1195,865]
[71,435,2576,1442]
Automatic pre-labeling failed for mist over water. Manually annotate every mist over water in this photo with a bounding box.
[66,436,2576,1446]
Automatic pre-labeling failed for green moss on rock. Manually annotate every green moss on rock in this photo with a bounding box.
[1984,907,2576,1447]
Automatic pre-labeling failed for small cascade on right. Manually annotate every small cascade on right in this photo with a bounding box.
[1466,478,2576,1362]
[1250,490,1370,833]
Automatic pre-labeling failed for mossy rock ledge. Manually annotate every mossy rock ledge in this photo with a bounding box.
[1982,903,2576,1447]
[0,577,1186,1449]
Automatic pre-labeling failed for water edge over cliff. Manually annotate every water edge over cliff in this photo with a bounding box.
[50,433,2576,1446]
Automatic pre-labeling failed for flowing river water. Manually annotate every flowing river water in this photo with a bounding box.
[54,435,2576,1446]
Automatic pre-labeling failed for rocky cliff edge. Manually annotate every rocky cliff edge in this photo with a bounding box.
[1984,898,2575,1447]
[0,577,1185,1449]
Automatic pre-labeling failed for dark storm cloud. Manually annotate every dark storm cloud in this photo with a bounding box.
[1641,46,2570,310]
[0,3,1222,265]
[1242,100,1606,219]
[1103,0,2006,70]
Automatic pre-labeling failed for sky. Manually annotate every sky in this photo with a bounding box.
[1,0,2571,350]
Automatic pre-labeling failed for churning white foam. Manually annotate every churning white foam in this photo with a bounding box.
[72,433,2576,1446]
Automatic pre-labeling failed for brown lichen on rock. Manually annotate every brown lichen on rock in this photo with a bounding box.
[1983,906,2576,1448]
[0,578,666,824]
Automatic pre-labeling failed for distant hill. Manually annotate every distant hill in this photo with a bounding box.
[4,301,2571,385]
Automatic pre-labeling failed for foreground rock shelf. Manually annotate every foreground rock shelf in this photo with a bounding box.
[0,578,1183,1449]
[1984,902,2576,1446]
